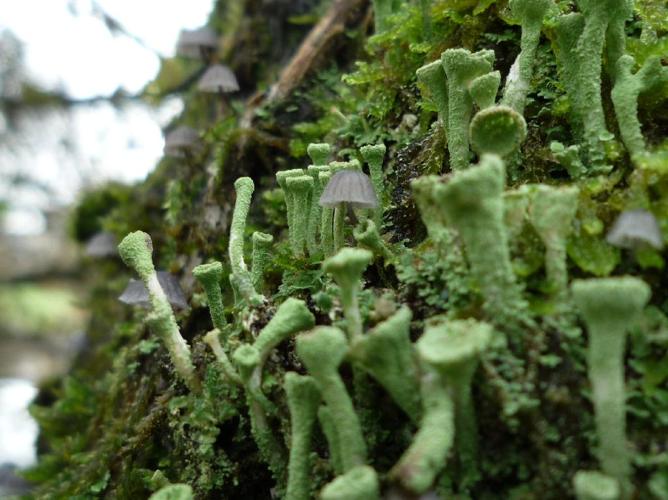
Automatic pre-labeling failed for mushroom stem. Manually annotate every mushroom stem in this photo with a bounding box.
[251,231,274,292]
[334,202,346,252]
[320,465,380,500]
[323,248,373,342]
[230,177,263,306]
[285,373,321,500]
[296,327,367,471]
[118,231,200,393]
[202,329,242,385]
[571,277,651,498]
[348,306,420,422]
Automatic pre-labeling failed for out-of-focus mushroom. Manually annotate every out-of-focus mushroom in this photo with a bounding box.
[320,170,379,251]
[163,126,201,158]
[118,271,188,310]
[197,64,240,94]
[606,209,663,250]
[84,231,117,258]
[320,170,379,209]
[176,27,218,60]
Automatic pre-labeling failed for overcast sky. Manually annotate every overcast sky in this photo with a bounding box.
[0,0,214,234]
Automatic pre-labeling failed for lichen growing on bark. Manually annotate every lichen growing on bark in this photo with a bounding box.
[26,0,668,498]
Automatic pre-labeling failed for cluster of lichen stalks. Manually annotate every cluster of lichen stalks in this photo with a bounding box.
[111,0,668,498]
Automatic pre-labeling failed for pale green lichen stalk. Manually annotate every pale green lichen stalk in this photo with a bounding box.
[441,48,496,170]
[230,177,263,305]
[323,248,373,341]
[202,329,242,385]
[285,175,314,257]
[320,465,380,500]
[528,185,579,297]
[572,277,651,498]
[192,261,226,331]
[233,344,286,484]
[284,373,321,500]
[251,231,273,291]
[296,326,367,471]
[501,0,552,114]
[433,155,527,327]
[352,219,393,264]
[118,231,200,393]
[276,168,305,254]
[611,55,668,162]
[573,470,620,500]
[394,319,492,492]
[416,60,448,133]
[306,143,331,255]
[468,70,501,110]
[348,306,420,422]
[360,143,386,227]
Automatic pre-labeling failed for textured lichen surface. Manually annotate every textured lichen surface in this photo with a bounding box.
[27,0,668,498]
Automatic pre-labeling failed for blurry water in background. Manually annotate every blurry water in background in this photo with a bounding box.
[0,0,214,493]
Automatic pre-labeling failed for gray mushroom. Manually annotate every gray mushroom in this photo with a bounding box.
[319,169,379,252]
[319,170,379,209]
[119,271,188,310]
[176,27,218,60]
[163,126,201,158]
[84,231,117,258]
[197,64,240,94]
[606,209,663,250]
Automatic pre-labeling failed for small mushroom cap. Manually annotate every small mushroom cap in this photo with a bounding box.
[319,170,379,209]
[176,27,218,58]
[163,126,200,158]
[84,231,117,257]
[606,209,663,250]
[118,271,188,309]
[197,64,240,93]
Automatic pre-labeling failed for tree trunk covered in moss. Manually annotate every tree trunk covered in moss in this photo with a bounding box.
[27,0,668,499]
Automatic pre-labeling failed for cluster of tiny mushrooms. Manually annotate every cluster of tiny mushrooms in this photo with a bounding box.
[76,1,668,499]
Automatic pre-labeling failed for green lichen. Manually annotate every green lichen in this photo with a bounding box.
[572,277,651,497]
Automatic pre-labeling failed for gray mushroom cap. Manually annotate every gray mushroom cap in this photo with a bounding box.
[197,64,240,93]
[606,209,663,250]
[163,126,200,158]
[319,169,379,209]
[118,271,188,310]
[84,231,117,258]
[176,27,218,58]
